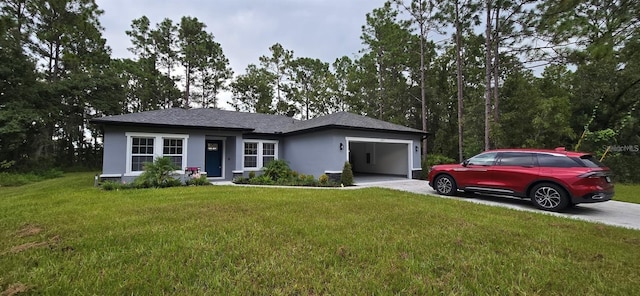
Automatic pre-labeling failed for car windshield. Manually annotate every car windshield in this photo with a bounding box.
[579,155,607,168]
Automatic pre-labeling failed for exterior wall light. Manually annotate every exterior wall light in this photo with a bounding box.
[340,143,344,150]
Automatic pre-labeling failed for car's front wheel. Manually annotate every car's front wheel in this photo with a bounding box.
[434,174,457,196]
[530,183,569,211]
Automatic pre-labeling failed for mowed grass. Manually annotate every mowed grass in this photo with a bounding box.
[1,174,639,295]
[614,184,640,204]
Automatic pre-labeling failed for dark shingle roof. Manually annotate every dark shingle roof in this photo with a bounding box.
[91,108,426,135]
[283,111,424,134]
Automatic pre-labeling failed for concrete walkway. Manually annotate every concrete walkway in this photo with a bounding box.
[356,179,640,231]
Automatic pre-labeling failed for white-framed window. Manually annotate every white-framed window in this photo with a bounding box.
[131,137,155,172]
[163,138,184,169]
[243,140,278,170]
[126,133,189,174]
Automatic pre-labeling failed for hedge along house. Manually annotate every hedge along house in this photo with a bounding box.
[91,108,428,183]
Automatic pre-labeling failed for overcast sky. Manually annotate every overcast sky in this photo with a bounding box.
[96,0,388,75]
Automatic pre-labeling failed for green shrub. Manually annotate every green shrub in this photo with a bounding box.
[233,177,250,184]
[101,181,123,191]
[134,157,181,188]
[248,171,256,179]
[301,175,317,186]
[250,174,274,185]
[341,162,354,186]
[318,174,329,185]
[426,154,457,167]
[603,153,640,183]
[186,175,210,186]
[421,154,457,179]
[263,159,292,181]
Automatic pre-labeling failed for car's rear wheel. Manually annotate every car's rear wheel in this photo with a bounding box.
[434,174,457,196]
[530,183,569,211]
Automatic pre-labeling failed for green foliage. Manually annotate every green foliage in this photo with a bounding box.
[249,174,274,185]
[233,177,250,184]
[420,154,457,179]
[578,129,618,155]
[318,174,329,185]
[0,160,16,170]
[341,162,354,186]
[262,159,292,181]
[101,181,131,191]
[426,154,457,167]
[134,157,181,188]
[248,171,256,179]
[602,153,640,184]
[186,175,210,186]
[300,174,317,186]
[233,171,334,187]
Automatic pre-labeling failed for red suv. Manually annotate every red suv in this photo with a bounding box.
[427,148,614,211]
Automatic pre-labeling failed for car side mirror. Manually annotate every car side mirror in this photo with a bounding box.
[462,159,469,167]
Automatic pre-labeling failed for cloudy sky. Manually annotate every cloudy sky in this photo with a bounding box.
[95,0,388,75]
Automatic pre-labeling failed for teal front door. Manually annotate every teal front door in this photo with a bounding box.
[205,140,223,177]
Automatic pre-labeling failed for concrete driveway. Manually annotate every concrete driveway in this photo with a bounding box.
[355,179,640,231]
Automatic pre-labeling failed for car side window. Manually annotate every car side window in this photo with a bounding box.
[467,152,498,166]
[536,154,582,167]
[497,152,535,166]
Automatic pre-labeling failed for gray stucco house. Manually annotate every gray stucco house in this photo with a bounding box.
[92,108,427,183]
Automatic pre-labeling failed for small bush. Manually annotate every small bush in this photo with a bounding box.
[233,177,250,184]
[248,171,256,179]
[421,154,457,179]
[319,174,329,185]
[134,157,180,188]
[301,175,317,186]
[250,174,274,185]
[426,154,457,167]
[186,175,210,186]
[101,181,123,191]
[263,159,292,181]
[341,162,354,186]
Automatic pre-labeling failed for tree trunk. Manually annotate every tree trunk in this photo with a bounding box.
[493,4,500,124]
[484,0,492,151]
[455,0,464,162]
[419,21,428,162]
[184,64,190,108]
[377,47,384,120]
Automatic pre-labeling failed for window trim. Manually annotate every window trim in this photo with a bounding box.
[125,132,189,176]
[242,140,279,170]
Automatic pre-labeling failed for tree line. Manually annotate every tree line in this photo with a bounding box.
[1,0,639,182]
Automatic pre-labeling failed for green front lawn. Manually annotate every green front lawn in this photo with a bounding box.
[1,173,639,295]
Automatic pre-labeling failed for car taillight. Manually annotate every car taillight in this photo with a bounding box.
[578,171,612,183]
[578,171,607,178]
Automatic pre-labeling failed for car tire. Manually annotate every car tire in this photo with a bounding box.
[530,183,569,211]
[434,174,457,196]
